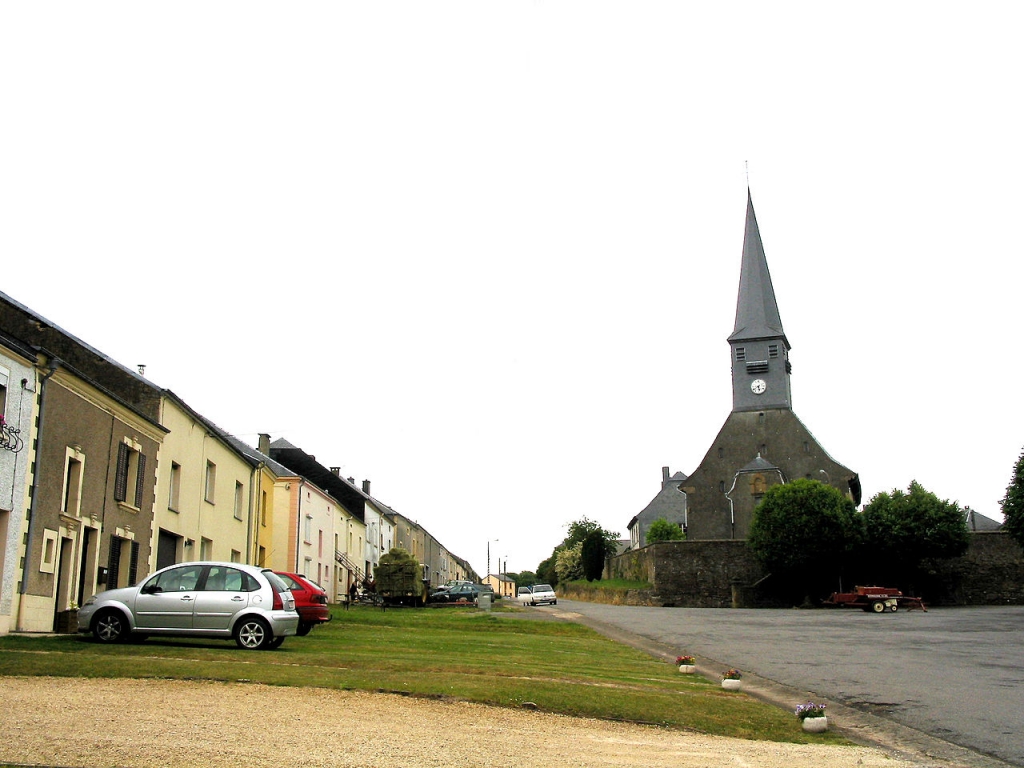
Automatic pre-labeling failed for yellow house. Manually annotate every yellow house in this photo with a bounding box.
[152,393,259,571]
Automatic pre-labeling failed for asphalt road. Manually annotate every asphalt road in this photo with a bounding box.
[548,601,1024,767]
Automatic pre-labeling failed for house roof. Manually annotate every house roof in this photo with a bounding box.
[965,508,1003,532]
[269,438,367,523]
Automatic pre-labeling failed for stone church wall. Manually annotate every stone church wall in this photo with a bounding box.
[604,533,1024,608]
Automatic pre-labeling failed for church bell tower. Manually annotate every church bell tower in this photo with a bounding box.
[728,191,793,412]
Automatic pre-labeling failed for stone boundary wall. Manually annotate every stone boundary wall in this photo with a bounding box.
[931,532,1024,605]
[602,533,1024,608]
[605,540,766,608]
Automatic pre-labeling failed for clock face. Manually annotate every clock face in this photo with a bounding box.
[751,379,767,395]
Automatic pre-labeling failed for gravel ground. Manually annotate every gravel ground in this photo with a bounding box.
[0,676,917,768]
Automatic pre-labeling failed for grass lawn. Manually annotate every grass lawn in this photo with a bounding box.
[0,603,845,745]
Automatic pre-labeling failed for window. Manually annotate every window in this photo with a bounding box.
[230,549,241,564]
[735,347,745,361]
[62,448,84,516]
[40,529,58,574]
[148,563,203,592]
[114,440,146,509]
[204,461,216,503]
[768,344,779,359]
[169,462,181,512]
[233,481,244,521]
[260,490,267,527]
[200,537,212,560]
[304,515,312,544]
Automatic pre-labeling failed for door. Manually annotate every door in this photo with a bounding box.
[191,565,251,632]
[156,529,179,571]
[134,563,204,630]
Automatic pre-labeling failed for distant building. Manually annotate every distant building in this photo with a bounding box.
[629,192,860,546]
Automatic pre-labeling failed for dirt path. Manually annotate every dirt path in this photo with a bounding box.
[0,676,921,768]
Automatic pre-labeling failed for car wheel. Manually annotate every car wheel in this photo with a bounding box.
[296,622,312,637]
[234,617,271,649]
[552,600,557,605]
[92,609,128,643]
[267,636,285,649]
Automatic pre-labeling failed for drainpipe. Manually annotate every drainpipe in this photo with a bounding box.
[246,461,263,565]
[17,355,60,630]
[724,472,740,541]
[295,481,303,573]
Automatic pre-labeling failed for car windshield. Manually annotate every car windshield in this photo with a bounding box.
[534,584,552,592]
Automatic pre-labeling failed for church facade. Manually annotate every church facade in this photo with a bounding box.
[628,193,860,546]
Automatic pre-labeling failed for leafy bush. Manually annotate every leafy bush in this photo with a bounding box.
[646,518,685,544]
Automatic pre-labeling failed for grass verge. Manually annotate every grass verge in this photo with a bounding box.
[0,604,845,745]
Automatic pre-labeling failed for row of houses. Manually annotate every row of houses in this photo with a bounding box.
[0,290,477,635]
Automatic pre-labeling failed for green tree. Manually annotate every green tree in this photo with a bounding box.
[581,529,607,581]
[1000,448,1024,550]
[564,517,620,557]
[509,570,538,588]
[555,542,583,582]
[747,479,863,601]
[535,517,620,588]
[646,518,685,544]
[862,481,970,582]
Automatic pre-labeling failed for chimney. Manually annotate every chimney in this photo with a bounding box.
[662,466,670,487]
[330,467,341,477]
[258,433,271,454]
[347,477,355,485]
[362,479,371,495]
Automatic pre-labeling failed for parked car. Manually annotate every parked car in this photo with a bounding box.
[525,584,557,606]
[516,586,533,605]
[428,583,479,603]
[274,572,331,635]
[78,561,299,650]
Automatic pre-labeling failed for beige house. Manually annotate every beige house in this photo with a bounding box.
[152,393,258,571]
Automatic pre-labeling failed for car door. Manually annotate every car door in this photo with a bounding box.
[134,564,205,630]
[192,565,252,632]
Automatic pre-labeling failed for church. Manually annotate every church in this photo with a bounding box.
[628,192,860,548]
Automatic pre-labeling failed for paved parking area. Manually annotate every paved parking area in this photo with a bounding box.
[549,601,1024,767]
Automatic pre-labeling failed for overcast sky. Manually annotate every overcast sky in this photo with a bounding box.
[3,3,1022,576]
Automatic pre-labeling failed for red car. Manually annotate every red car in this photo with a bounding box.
[274,572,331,635]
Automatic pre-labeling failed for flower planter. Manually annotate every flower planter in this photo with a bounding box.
[678,664,696,674]
[55,610,79,634]
[801,716,828,733]
[721,678,742,690]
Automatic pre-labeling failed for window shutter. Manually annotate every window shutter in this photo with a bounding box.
[114,443,129,502]
[128,541,140,586]
[134,453,147,508]
[107,536,122,589]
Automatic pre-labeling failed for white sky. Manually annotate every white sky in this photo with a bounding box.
[3,3,1022,576]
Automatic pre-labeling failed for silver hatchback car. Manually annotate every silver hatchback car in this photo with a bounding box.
[78,561,300,650]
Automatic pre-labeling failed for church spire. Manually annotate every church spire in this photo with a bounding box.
[728,190,788,346]
[728,190,793,411]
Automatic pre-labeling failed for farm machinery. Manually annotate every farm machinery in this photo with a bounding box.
[823,585,927,613]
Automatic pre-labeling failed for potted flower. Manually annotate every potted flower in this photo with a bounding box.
[796,702,828,732]
[675,655,696,674]
[721,669,742,690]
[55,601,79,634]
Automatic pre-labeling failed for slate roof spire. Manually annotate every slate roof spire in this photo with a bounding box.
[728,190,789,348]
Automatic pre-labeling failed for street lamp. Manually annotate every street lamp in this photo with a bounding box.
[487,539,499,579]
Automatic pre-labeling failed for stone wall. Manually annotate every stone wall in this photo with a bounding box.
[605,532,1024,608]
[606,540,766,608]
[929,532,1024,605]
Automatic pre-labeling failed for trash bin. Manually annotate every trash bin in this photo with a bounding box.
[478,593,492,611]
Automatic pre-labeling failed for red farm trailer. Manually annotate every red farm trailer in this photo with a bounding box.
[823,585,927,613]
